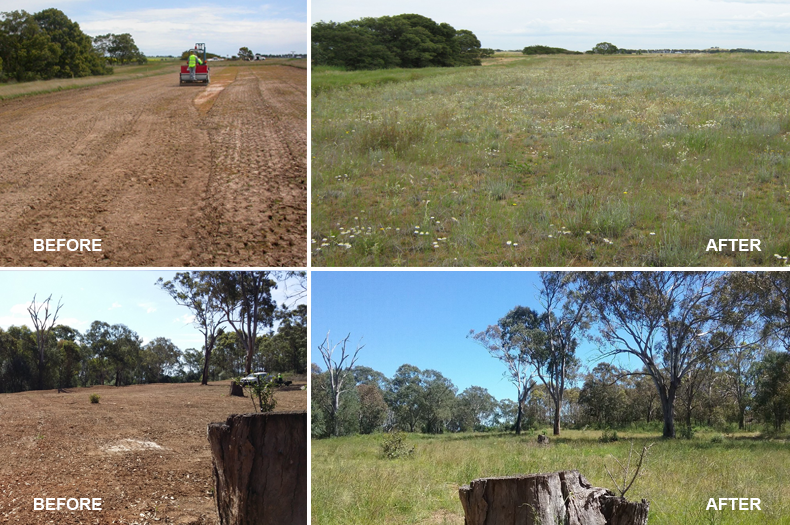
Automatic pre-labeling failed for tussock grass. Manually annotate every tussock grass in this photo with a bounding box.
[312,54,790,266]
[311,430,790,524]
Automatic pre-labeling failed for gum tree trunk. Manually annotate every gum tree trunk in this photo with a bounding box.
[659,383,678,438]
[552,395,561,436]
[207,411,306,525]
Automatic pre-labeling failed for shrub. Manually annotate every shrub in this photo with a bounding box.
[679,425,696,440]
[381,431,415,459]
[599,428,619,443]
[710,434,724,444]
[89,393,100,404]
[244,376,278,413]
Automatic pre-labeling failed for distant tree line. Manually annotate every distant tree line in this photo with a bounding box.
[0,9,112,82]
[585,42,783,55]
[311,349,790,439]
[312,14,489,70]
[312,361,518,438]
[179,50,222,60]
[0,272,307,393]
[313,272,790,439]
[522,45,582,55]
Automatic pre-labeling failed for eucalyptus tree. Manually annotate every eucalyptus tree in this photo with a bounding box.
[206,272,277,375]
[533,272,592,435]
[744,272,790,351]
[157,272,224,385]
[83,321,142,387]
[27,294,63,390]
[451,386,498,432]
[719,343,760,429]
[753,350,790,430]
[140,337,180,383]
[357,383,388,434]
[316,332,364,437]
[471,307,542,435]
[581,272,757,438]
[418,370,457,433]
[387,364,424,432]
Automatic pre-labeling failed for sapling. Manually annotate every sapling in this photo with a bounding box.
[604,440,654,498]
[243,376,277,413]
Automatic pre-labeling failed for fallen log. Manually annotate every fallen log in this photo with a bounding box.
[458,470,648,525]
[207,411,307,525]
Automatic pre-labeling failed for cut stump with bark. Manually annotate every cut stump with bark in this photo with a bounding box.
[207,411,307,525]
[458,470,648,525]
[229,382,245,397]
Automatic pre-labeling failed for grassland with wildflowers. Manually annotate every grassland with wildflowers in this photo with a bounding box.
[312,53,790,266]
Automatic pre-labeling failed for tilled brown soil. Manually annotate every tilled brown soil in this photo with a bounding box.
[0,64,306,267]
[0,381,307,524]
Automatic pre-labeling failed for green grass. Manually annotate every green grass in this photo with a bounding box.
[0,61,175,100]
[311,66,462,94]
[311,54,790,266]
[311,429,790,524]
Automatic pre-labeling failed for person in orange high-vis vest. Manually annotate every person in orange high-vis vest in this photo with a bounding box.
[187,51,203,81]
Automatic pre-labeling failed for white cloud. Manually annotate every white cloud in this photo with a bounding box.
[174,313,196,325]
[138,302,157,314]
[56,316,90,330]
[81,6,306,55]
[109,302,122,310]
[0,306,88,331]
[0,0,92,13]
[9,302,31,315]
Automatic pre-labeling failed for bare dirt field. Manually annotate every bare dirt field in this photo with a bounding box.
[0,381,307,524]
[0,63,306,266]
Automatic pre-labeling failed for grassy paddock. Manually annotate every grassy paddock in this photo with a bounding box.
[0,61,175,100]
[312,66,461,93]
[220,58,307,69]
[311,54,790,266]
[311,430,790,524]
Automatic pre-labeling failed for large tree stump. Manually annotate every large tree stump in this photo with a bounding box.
[459,470,648,525]
[207,411,306,525]
[229,382,245,397]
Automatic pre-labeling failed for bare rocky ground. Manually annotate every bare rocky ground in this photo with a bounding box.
[0,64,306,267]
[0,381,307,524]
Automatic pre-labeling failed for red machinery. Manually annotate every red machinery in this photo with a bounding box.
[180,43,210,85]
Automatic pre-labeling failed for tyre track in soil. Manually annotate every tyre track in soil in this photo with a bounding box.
[0,65,306,266]
[196,65,307,266]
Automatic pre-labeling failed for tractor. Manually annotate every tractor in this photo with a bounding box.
[180,43,210,85]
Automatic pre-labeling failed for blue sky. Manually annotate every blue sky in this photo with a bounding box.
[311,271,614,402]
[6,0,306,56]
[312,0,790,52]
[0,270,305,358]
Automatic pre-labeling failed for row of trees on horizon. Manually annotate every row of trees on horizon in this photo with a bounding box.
[314,272,790,439]
[312,353,787,439]
[0,271,307,394]
[311,10,785,72]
